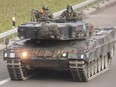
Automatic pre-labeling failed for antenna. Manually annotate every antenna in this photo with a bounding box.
[4,38,9,48]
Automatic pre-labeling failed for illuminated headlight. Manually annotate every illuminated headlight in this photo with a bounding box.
[10,53,16,58]
[62,53,67,57]
[81,55,84,59]
[4,53,8,57]
[20,51,28,59]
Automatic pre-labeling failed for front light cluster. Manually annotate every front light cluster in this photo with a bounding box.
[20,51,29,60]
[4,52,16,58]
[4,53,8,58]
[62,52,67,57]
[9,53,16,58]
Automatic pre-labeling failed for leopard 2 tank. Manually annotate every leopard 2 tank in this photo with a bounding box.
[3,18,116,81]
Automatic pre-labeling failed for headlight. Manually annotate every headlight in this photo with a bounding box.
[4,53,8,58]
[62,52,67,57]
[20,51,28,59]
[81,54,84,59]
[10,53,16,58]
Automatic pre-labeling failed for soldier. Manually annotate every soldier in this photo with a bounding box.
[31,8,40,21]
[40,5,53,19]
[87,23,94,37]
[60,5,80,21]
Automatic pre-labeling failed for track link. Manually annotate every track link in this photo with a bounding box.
[7,59,29,80]
[69,56,112,82]
[69,60,88,82]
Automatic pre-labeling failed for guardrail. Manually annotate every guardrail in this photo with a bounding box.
[53,0,97,17]
[0,28,17,39]
[0,0,104,41]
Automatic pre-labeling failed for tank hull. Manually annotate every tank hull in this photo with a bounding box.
[3,27,116,81]
[21,58,69,69]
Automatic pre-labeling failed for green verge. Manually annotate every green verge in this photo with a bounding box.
[0,0,85,33]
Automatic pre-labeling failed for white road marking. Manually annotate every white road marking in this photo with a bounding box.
[0,78,10,86]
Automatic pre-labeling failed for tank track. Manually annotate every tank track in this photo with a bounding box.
[7,59,29,80]
[69,53,112,82]
[69,60,88,82]
[6,48,113,81]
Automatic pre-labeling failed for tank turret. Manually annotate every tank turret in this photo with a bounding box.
[18,19,89,40]
[18,5,87,41]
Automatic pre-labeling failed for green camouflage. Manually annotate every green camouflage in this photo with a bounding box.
[38,23,60,39]
[60,5,81,21]
[41,11,53,19]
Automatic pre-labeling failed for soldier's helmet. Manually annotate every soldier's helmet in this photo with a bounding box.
[42,5,48,10]
[67,5,73,12]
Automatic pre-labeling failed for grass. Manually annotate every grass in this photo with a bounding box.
[0,0,85,33]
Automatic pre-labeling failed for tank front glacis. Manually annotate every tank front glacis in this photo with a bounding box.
[18,21,88,40]
[4,39,88,68]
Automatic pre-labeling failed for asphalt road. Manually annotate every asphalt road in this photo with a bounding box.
[0,2,116,87]
[85,2,116,27]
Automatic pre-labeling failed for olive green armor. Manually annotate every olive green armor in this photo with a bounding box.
[41,10,53,19]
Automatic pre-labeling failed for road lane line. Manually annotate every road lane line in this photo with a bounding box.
[0,78,10,86]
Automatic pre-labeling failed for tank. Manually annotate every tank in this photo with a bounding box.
[3,18,116,81]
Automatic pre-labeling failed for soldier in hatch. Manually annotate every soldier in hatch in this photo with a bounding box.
[60,5,81,21]
[40,5,53,19]
[87,23,94,37]
[31,8,40,21]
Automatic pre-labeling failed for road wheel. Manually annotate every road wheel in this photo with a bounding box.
[104,55,108,68]
[107,47,113,69]
[87,63,91,78]
[107,52,112,69]
[107,57,112,68]
[110,47,114,58]
[91,61,94,76]
[101,56,105,70]
[97,58,101,72]
[94,60,97,74]
[22,63,31,78]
